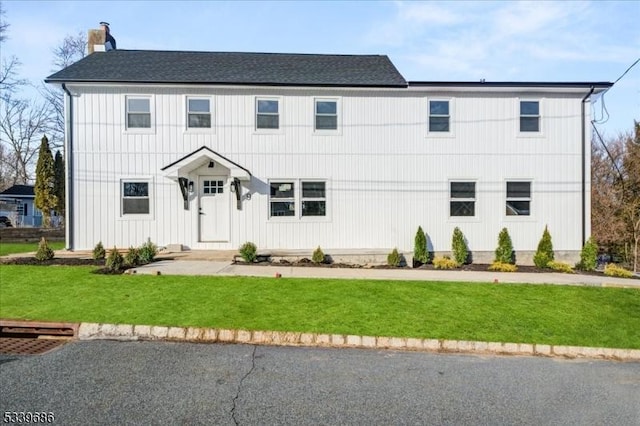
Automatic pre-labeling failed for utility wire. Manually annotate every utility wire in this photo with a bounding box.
[613,57,640,85]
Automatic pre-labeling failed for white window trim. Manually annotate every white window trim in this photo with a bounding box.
[119,177,154,220]
[184,95,215,133]
[268,179,330,222]
[313,97,341,135]
[448,180,477,220]
[427,97,454,137]
[255,97,282,133]
[505,179,534,220]
[517,98,544,137]
[124,95,155,134]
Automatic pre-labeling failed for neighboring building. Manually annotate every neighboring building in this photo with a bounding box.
[45,47,612,264]
[0,185,43,227]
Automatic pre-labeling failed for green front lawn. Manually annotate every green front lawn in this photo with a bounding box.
[1,265,639,348]
[0,241,65,257]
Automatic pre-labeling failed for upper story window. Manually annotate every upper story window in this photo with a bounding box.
[506,181,531,216]
[187,97,211,129]
[122,181,150,215]
[520,101,540,132]
[429,100,450,132]
[126,97,151,129]
[450,181,475,217]
[315,99,338,131]
[256,99,279,130]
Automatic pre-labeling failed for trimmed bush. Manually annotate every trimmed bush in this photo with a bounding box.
[93,241,106,260]
[488,261,518,272]
[387,248,401,267]
[124,247,141,267]
[433,256,459,269]
[106,247,124,272]
[577,237,598,271]
[547,260,574,274]
[35,237,54,261]
[451,227,469,265]
[138,238,157,264]
[494,228,514,264]
[312,246,325,264]
[413,226,429,265]
[533,226,554,268]
[238,242,257,263]
[604,263,633,278]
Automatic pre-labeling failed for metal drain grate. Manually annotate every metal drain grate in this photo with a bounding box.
[0,337,67,355]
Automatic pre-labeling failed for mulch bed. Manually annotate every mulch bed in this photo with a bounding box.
[1,257,104,266]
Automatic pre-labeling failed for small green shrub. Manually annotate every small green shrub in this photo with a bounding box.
[547,260,574,274]
[138,238,157,264]
[577,237,598,271]
[533,226,554,268]
[488,261,518,272]
[451,227,469,265]
[387,248,401,267]
[106,247,124,272]
[238,242,257,263]
[413,226,429,265]
[35,237,54,261]
[494,228,514,264]
[312,246,325,264]
[433,256,459,269]
[124,247,140,267]
[93,241,106,260]
[604,263,633,278]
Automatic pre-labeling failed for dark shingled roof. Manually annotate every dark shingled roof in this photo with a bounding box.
[45,50,408,87]
[0,184,34,197]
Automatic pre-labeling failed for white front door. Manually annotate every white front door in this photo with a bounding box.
[199,176,229,241]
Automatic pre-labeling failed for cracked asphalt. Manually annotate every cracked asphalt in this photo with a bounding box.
[1,340,639,425]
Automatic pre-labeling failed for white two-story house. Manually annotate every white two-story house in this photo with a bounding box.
[45,48,611,264]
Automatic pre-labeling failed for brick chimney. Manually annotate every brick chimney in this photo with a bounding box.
[87,22,116,54]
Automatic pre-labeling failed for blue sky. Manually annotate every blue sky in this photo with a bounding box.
[2,0,638,137]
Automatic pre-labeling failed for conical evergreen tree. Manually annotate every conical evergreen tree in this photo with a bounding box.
[494,227,514,264]
[34,136,57,228]
[53,150,65,224]
[533,225,554,268]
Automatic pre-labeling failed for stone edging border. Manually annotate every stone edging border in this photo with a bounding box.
[78,323,640,361]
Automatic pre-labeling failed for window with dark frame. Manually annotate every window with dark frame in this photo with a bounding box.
[520,101,540,132]
[126,97,151,129]
[450,181,475,217]
[429,100,450,132]
[257,99,279,130]
[506,181,531,216]
[187,98,211,128]
[122,181,150,215]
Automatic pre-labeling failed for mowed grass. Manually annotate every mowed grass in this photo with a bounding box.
[0,241,65,256]
[1,265,639,349]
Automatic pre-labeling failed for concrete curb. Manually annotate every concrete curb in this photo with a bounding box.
[77,322,640,362]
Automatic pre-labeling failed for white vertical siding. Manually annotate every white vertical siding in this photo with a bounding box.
[68,84,591,257]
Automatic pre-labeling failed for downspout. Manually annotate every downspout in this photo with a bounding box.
[62,83,74,250]
[581,86,594,247]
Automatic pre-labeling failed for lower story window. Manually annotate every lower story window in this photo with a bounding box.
[122,181,150,215]
[302,181,326,216]
[450,181,475,217]
[270,182,295,217]
[269,180,327,218]
[506,181,531,216]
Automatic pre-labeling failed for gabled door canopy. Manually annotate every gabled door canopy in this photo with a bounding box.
[161,146,251,181]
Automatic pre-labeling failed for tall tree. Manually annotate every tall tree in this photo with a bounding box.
[34,135,57,228]
[39,32,86,148]
[53,149,65,222]
[591,122,640,272]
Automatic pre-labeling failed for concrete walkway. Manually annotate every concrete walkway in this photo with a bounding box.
[131,259,640,288]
